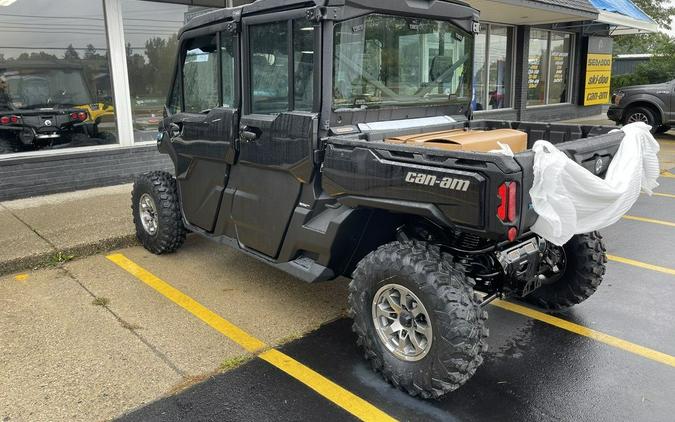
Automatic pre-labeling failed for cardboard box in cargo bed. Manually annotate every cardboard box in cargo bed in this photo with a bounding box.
[386,128,528,153]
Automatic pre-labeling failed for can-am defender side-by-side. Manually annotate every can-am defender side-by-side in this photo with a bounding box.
[131,0,621,398]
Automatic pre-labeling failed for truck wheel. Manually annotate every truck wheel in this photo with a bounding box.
[132,171,187,254]
[525,232,606,311]
[348,241,488,398]
[624,106,659,133]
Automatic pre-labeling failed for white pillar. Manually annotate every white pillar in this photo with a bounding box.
[103,0,135,147]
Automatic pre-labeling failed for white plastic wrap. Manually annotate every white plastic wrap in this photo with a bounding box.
[529,122,660,246]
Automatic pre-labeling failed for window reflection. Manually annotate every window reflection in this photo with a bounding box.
[121,1,213,142]
[0,0,117,155]
[487,25,512,110]
[472,24,512,111]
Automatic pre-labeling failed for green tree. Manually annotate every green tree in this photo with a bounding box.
[613,0,675,54]
[612,36,675,90]
[84,44,100,61]
[144,35,178,96]
[64,44,80,61]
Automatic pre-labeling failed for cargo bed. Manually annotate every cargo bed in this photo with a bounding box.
[321,119,624,240]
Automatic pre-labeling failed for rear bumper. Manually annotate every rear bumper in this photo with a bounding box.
[607,107,623,123]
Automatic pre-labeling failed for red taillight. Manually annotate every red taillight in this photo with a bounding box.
[497,183,507,221]
[497,181,518,223]
[10,115,19,124]
[71,111,87,121]
[0,116,10,125]
[507,227,518,241]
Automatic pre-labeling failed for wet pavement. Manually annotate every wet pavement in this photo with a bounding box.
[115,170,675,422]
[1,173,673,420]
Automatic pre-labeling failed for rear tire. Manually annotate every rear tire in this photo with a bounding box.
[524,232,606,311]
[132,171,187,254]
[348,241,488,399]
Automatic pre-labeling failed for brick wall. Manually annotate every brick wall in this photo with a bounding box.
[0,145,173,201]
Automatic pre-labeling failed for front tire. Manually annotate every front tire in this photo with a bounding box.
[524,232,606,310]
[348,241,488,399]
[624,106,659,133]
[132,171,187,254]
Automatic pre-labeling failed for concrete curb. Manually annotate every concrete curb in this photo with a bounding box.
[0,234,139,276]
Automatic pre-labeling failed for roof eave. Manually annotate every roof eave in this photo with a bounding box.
[597,10,658,34]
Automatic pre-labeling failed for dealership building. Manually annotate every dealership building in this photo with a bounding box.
[0,0,656,200]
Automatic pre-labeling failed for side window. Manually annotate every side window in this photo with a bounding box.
[250,22,289,114]
[221,32,236,108]
[183,34,219,113]
[293,21,315,112]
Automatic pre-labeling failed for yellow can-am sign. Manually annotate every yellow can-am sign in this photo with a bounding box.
[584,37,613,106]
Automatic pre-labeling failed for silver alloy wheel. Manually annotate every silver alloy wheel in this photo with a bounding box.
[371,283,433,361]
[139,193,159,236]
[627,112,649,123]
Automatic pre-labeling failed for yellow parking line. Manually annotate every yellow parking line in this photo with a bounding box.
[652,192,675,199]
[106,253,396,422]
[607,254,675,276]
[492,300,675,368]
[622,215,675,228]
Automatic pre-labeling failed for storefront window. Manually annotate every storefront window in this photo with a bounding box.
[487,25,512,110]
[121,1,213,142]
[0,0,117,155]
[472,24,513,111]
[548,33,572,104]
[527,29,573,106]
[473,25,487,111]
[527,29,549,106]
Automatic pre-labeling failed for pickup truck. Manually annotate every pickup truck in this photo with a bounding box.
[608,79,674,133]
[131,0,624,398]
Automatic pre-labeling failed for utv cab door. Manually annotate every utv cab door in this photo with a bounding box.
[225,13,319,258]
[163,28,240,233]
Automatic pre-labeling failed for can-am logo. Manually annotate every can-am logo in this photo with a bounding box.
[404,172,470,192]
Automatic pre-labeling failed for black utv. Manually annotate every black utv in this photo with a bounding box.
[132,0,621,398]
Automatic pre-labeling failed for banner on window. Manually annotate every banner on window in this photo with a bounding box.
[584,37,613,106]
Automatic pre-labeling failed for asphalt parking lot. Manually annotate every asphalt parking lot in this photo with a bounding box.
[1,140,674,421]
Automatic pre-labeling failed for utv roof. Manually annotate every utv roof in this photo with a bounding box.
[0,62,85,71]
[180,0,478,37]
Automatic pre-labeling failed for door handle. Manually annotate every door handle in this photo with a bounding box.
[240,127,259,143]
[169,122,182,139]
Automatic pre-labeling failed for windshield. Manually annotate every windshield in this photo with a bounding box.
[0,68,92,111]
[333,14,473,109]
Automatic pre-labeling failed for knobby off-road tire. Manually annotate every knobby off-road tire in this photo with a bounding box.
[525,232,606,311]
[348,241,488,399]
[132,171,187,254]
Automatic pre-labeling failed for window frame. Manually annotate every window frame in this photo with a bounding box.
[473,22,516,113]
[241,10,320,116]
[526,28,575,108]
[167,23,241,116]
